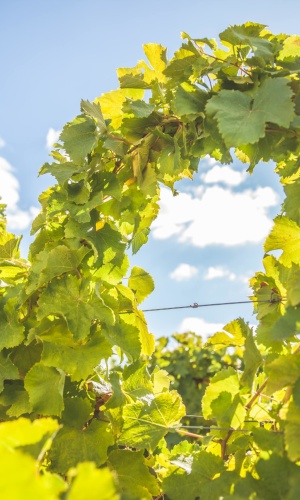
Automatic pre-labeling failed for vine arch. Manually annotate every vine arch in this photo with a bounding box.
[1,22,300,498]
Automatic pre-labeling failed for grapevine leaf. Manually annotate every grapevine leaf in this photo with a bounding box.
[269,306,300,340]
[252,427,284,455]
[0,444,67,499]
[121,311,155,357]
[48,420,114,475]
[255,454,300,499]
[285,401,300,461]
[219,23,274,58]
[80,99,107,134]
[293,378,300,409]
[40,161,82,184]
[0,296,25,350]
[206,90,265,146]
[9,341,43,379]
[109,449,160,499]
[206,79,294,147]
[265,216,300,266]
[202,367,246,428]
[123,360,154,401]
[102,321,141,361]
[163,451,230,500]
[265,353,300,393]
[173,82,207,119]
[284,182,300,225]
[60,114,97,164]
[128,266,154,304]
[207,318,247,347]
[0,351,19,393]
[253,78,294,128]
[67,463,118,500]
[61,398,93,428]
[143,43,167,74]
[37,275,114,341]
[278,35,300,60]
[41,331,112,381]
[240,329,263,390]
[0,381,31,417]
[103,136,129,156]
[122,99,155,118]
[131,226,150,254]
[0,231,21,258]
[118,392,185,451]
[0,417,59,448]
[24,363,65,416]
[36,245,90,288]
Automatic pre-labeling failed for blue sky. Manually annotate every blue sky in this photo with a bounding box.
[1,0,299,339]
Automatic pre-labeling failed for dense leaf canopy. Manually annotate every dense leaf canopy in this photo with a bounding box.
[1,22,300,498]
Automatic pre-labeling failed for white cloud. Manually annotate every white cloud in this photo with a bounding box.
[178,317,224,341]
[204,266,236,281]
[0,137,5,148]
[152,185,278,247]
[0,157,39,230]
[201,165,247,187]
[170,263,198,281]
[46,128,61,150]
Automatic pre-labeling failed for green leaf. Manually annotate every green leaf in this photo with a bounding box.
[269,306,300,340]
[252,427,284,455]
[118,391,185,451]
[0,381,31,417]
[41,331,112,381]
[109,449,159,499]
[206,90,265,146]
[0,296,25,350]
[128,266,154,304]
[0,231,21,259]
[206,79,294,147]
[266,353,300,393]
[24,363,65,416]
[285,401,300,461]
[60,114,97,164]
[61,398,93,428]
[131,226,150,254]
[253,78,294,128]
[123,99,155,118]
[207,318,247,347]
[103,136,129,156]
[219,22,274,59]
[37,275,114,341]
[102,320,141,361]
[278,35,300,60]
[144,43,167,73]
[265,216,300,267]
[80,99,107,134]
[163,451,230,500]
[39,161,82,184]
[34,245,90,289]
[202,367,246,428]
[255,454,299,499]
[240,328,263,390]
[0,444,67,499]
[0,417,59,448]
[173,82,207,119]
[123,360,154,401]
[67,463,118,500]
[49,420,114,474]
[0,351,19,393]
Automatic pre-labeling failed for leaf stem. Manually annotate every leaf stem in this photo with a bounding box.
[245,379,268,410]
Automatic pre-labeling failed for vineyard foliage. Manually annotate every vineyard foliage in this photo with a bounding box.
[1,22,300,498]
